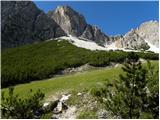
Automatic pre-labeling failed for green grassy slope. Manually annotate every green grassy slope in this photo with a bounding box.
[2,60,158,99]
[2,40,158,87]
[2,66,122,98]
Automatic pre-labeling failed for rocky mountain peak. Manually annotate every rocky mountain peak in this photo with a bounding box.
[113,20,159,51]
[48,5,110,44]
[140,20,158,26]
[55,5,75,13]
[48,5,87,36]
[2,2,158,52]
[108,20,159,52]
[136,20,159,47]
[1,1,66,48]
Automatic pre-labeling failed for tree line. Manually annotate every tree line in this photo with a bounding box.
[2,40,159,87]
[2,52,158,119]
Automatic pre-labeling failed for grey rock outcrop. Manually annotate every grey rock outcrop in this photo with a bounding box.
[48,6,87,36]
[123,29,150,50]
[110,21,159,50]
[48,6,110,44]
[1,1,66,48]
[81,25,110,44]
[109,35,124,48]
[136,20,159,47]
[123,20,159,50]
[2,2,158,51]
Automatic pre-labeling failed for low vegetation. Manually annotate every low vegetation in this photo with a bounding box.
[2,59,158,119]
[2,40,158,87]
[1,88,45,119]
[2,63,123,97]
[91,53,159,119]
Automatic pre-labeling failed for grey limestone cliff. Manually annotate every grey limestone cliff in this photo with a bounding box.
[1,1,66,48]
[48,6,110,45]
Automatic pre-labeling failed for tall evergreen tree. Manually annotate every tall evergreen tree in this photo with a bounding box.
[92,52,149,118]
[117,52,147,118]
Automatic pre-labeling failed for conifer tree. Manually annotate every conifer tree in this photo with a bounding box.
[1,87,45,119]
[96,52,148,118]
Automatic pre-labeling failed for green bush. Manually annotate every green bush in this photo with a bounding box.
[92,59,159,119]
[2,40,158,87]
[1,88,45,119]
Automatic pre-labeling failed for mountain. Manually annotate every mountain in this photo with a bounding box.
[48,5,159,52]
[137,21,159,47]
[54,21,159,53]
[120,29,150,50]
[48,6,87,36]
[47,6,110,44]
[110,20,159,52]
[1,1,66,48]
[1,2,159,52]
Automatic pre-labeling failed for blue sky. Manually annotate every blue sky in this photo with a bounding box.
[34,1,159,35]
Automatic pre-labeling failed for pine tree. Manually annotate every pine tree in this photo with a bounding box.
[1,87,45,119]
[103,52,148,118]
[145,60,159,118]
[118,52,147,118]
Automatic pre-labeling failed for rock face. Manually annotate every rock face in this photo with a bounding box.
[109,35,124,48]
[48,6,110,44]
[81,25,110,44]
[123,20,159,50]
[48,6,87,36]
[136,20,159,48]
[1,2,158,51]
[1,1,66,48]
[110,21,159,51]
[123,29,150,50]
[48,6,158,51]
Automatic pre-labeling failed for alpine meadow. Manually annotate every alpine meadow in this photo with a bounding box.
[1,1,159,119]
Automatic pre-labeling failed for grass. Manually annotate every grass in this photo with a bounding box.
[77,110,98,119]
[2,39,158,87]
[2,60,158,99]
[2,66,122,98]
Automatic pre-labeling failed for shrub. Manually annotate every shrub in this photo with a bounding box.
[1,88,45,119]
[92,56,159,119]
[1,40,158,87]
